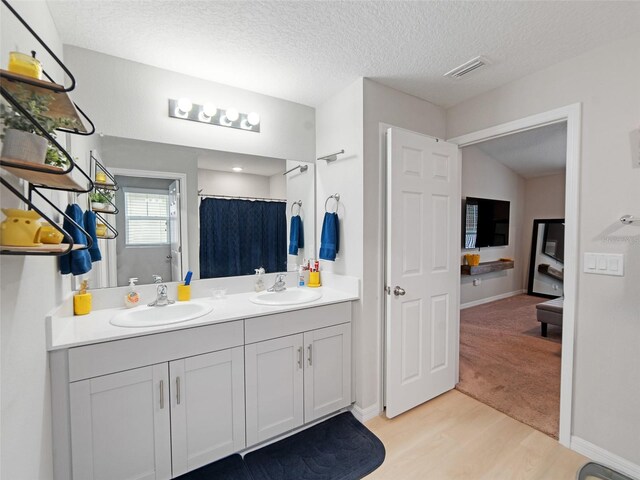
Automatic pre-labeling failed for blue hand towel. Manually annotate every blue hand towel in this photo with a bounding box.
[59,204,92,276]
[288,215,304,255]
[319,212,339,261]
[83,210,102,262]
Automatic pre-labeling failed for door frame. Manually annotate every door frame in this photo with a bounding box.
[108,168,189,286]
[447,103,582,447]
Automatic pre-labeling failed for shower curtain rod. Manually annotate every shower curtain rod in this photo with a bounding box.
[198,193,286,203]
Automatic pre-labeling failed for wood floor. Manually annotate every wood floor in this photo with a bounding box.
[365,390,587,480]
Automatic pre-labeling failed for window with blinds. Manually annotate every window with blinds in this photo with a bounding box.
[124,190,170,246]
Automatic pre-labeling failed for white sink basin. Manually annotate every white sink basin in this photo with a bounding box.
[110,301,213,328]
[250,289,322,306]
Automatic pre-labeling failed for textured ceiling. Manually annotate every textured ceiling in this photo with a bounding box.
[474,122,567,178]
[45,1,640,107]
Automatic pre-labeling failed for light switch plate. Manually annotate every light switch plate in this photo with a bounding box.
[584,253,624,276]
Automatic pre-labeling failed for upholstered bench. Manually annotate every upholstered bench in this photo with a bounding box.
[536,297,564,337]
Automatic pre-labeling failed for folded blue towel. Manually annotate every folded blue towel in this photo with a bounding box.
[319,212,339,261]
[83,210,102,262]
[288,215,304,255]
[59,204,92,276]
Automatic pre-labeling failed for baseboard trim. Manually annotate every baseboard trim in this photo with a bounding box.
[351,403,380,423]
[571,436,640,479]
[460,290,526,310]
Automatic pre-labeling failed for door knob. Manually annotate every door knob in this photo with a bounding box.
[166,254,172,259]
[393,286,406,296]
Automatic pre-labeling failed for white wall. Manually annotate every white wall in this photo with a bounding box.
[63,46,316,163]
[198,169,271,199]
[447,33,640,465]
[269,172,286,199]
[360,79,447,412]
[460,146,526,305]
[522,173,566,290]
[0,2,68,478]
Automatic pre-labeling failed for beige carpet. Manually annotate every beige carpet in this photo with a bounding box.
[456,294,561,438]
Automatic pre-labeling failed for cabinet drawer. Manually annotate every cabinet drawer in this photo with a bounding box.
[69,321,243,382]
[244,302,351,344]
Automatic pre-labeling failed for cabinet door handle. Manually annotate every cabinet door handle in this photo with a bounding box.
[160,380,165,409]
[307,345,313,366]
[176,377,181,405]
[297,347,303,369]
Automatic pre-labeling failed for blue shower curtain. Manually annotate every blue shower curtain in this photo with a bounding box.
[200,198,287,278]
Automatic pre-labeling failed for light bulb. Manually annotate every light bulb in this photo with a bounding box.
[247,112,260,126]
[202,103,217,117]
[225,108,239,122]
[176,98,192,114]
[232,166,243,172]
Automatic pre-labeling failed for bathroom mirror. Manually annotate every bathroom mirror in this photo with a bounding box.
[527,218,564,298]
[84,136,315,288]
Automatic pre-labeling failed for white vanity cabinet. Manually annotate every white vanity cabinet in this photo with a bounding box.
[69,363,172,480]
[169,347,245,476]
[51,301,353,480]
[244,303,352,446]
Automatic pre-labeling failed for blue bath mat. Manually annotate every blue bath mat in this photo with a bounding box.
[176,453,252,480]
[244,412,385,480]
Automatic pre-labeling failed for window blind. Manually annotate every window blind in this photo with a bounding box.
[124,191,170,245]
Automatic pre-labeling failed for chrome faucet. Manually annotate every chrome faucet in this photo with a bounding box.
[267,274,287,292]
[148,275,175,307]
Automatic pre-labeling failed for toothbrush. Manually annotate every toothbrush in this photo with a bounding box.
[184,271,193,286]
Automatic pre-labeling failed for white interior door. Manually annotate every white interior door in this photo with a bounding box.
[385,127,460,418]
[169,180,182,281]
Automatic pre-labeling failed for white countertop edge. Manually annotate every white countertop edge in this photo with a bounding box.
[48,287,358,351]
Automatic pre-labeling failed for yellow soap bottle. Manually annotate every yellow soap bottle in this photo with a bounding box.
[74,280,92,316]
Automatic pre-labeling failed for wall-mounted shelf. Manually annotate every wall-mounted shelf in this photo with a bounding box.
[91,207,116,214]
[0,0,97,256]
[0,243,87,254]
[0,69,87,132]
[1,157,85,191]
[461,259,514,276]
[93,181,117,191]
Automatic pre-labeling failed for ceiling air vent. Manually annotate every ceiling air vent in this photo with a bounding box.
[444,56,490,79]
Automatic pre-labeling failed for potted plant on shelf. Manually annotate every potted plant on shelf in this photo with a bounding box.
[89,191,114,211]
[0,85,82,168]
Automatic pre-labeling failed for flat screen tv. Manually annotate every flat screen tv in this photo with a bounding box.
[463,197,510,248]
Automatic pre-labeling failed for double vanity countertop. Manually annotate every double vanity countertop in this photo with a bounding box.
[47,284,359,351]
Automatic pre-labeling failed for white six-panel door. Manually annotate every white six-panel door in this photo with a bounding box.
[170,347,245,477]
[385,127,460,418]
[245,334,304,446]
[69,364,171,480]
[303,323,352,422]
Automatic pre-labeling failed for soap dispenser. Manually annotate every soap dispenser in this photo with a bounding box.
[254,267,266,292]
[124,277,140,308]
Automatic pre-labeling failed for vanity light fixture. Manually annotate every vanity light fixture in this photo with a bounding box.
[169,99,260,133]
[175,97,193,118]
[232,166,243,172]
[199,103,217,122]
